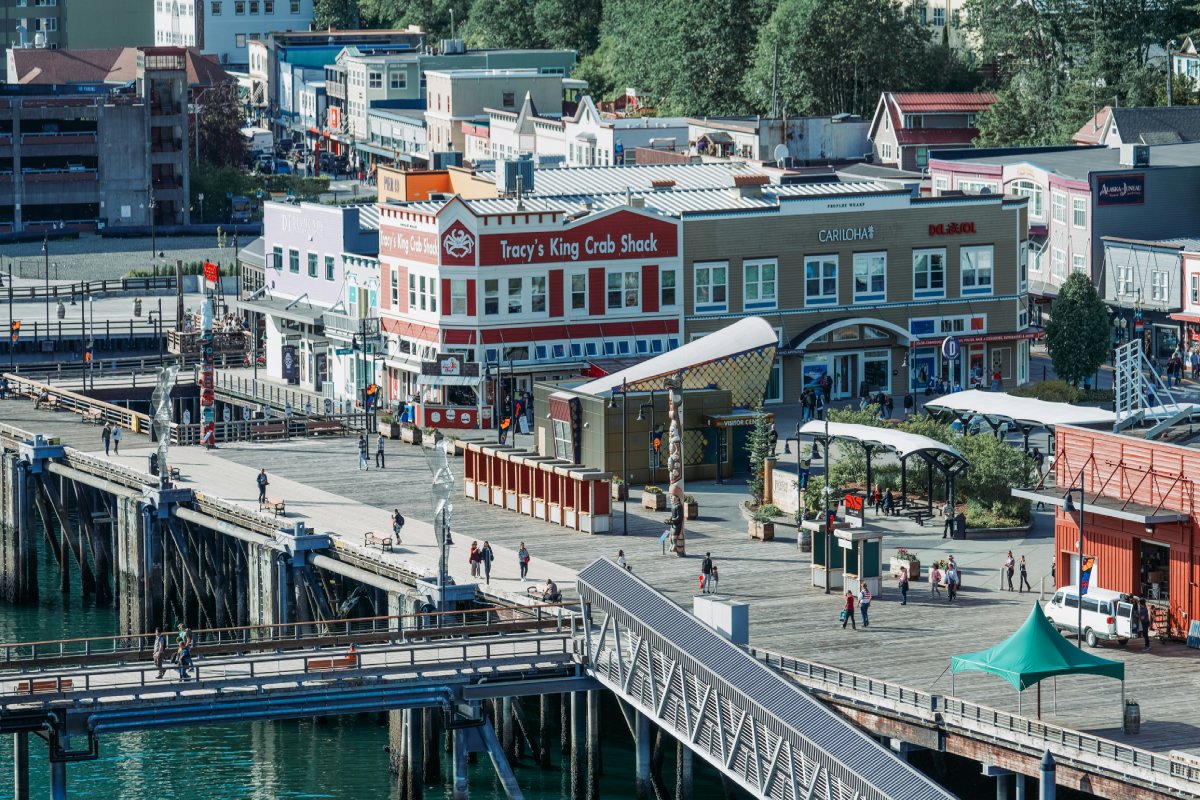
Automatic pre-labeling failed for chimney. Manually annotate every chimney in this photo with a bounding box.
[651,178,675,192]
[730,173,769,201]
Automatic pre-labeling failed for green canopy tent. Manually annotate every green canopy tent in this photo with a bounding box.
[950,602,1125,719]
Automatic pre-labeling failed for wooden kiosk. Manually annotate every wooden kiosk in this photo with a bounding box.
[836,526,883,597]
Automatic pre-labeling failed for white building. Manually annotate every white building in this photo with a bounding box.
[154,0,314,69]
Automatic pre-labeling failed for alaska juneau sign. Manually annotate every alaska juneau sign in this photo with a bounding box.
[1097,174,1145,206]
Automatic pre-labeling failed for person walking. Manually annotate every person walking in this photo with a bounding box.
[1004,550,1016,591]
[858,582,872,627]
[1138,597,1152,652]
[480,540,494,584]
[152,627,167,679]
[376,432,386,469]
[709,564,719,593]
[872,484,883,516]
[176,625,193,681]
[357,434,369,470]
[946,561,959,603]
[101,423,112,456]
[903,392,914,417]
[882,488,895,517]
[257,469,269,503]
[943,501,955,538]
[518,542,530,581]
[701,552,714,593]
[391,509,405,544]
[930,564,942,597]
[899,567,909,605]
[841,590,856,629]
[1019,555,1032,592]
[468,541,481,578]
[111,425,122,455]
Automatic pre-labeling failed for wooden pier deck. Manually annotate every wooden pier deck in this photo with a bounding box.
[6,396,1200,762]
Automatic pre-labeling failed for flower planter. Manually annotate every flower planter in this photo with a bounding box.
[382,423,401,439]
[612,483,628,502]
[401,427,422,445]
[686,501,699,520]
[890,558,920,582]
[642,491,666,511]
[749,520,775,541]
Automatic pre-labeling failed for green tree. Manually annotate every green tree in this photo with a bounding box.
[743,0,937,117]
[534,0,601,53]
[746,405,773,507]
[573,36,618,101]
[1046,271,1111,386]
[954,432,1033,524]
[197,84,247,169]
[825,406,887,487]
[314,0,360,28]
[466,0,543,48]
[359,0,458,39]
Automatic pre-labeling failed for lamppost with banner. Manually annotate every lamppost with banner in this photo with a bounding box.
[609,379,630,535]
[1064,475,1088,648]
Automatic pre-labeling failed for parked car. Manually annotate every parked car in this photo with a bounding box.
[1045,585,1134,647]
[273,160,292,175]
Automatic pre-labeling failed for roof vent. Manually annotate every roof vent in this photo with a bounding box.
[651,178,675,191]
[629,195,645,209]
[731,173,769,200]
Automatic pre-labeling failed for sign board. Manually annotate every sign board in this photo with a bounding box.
[335,347,352,356]
[420,355,480,377]
[843,492,865,529]
[281,345,298,382]
[203,261,219,286]
[479,210,678,266]
[1187,619,1200,649]
[1096,173,1145,206]
[706,413,773,428]
[941,336,961,361]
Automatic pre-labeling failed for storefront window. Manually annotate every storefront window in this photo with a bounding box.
[451,279,467,315]
[571,274,587,310]
[608,270,639,309]
[863,350,890,393]
[1010,180,1043,218]
[531,276,547,313]
[660,270,677,307]
[508,277,524,314]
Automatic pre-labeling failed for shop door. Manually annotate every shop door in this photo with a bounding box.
[833,354,858,399]
[730,426,753,474]
[910,349,937,391]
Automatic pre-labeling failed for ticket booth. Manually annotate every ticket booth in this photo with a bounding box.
[837,527,883,598]
[808,517,850,590]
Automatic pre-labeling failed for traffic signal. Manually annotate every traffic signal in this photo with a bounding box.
[9,320,18,344]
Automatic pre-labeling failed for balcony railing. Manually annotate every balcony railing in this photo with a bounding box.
[151,139,183,153]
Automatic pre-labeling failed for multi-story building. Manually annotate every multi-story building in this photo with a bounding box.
[687,115,872,165]
[0,46,193,234]
[1099,236,1200,361]
[929,142,1200,321]
[155,0,314,69]
[482,95,687,167]
[1069,106,1200,148]
[424,69,569,156]
[0,1,154,79]
[868,92,995,172]
[7,45,232,96]
[1171,37,1200,93]
[899,0,973,52]
[375,195,684,423]
[241,201,379,405]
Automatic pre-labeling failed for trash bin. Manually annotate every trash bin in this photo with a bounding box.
[148,452,159,477]
[133,298,143,317]
[1124,700,1141,735]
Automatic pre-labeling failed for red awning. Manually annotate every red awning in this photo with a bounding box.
[1169,313,1200,324]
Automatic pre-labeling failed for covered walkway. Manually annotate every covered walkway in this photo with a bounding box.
[923,389,1115,450]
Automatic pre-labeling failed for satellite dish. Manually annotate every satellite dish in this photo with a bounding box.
[773,144,789,164]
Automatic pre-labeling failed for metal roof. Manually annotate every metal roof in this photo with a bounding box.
[478,162,766,195]
[931,141,1200,181]
[923,389,1116,429]
[576,559,956,800]
[797,421,967,466]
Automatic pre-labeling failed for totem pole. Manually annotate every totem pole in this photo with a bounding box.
[666,375,686,557]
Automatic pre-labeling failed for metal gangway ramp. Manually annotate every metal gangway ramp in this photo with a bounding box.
[577,559,955,800]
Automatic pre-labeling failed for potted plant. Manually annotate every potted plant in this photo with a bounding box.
[379,413,400,439]
[401,422,422,445]
[611,477,627,501]
[684,494,699,520]
[890,547,921,581]
[749,504,778,541]
[641,485,666,511]
[423,427,442,448]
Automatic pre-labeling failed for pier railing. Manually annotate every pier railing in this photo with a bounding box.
[749,647,1200,797]
[0,373,151,432]
[0,605,579,671]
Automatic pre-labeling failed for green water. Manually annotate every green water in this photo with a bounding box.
[0,554,734,800]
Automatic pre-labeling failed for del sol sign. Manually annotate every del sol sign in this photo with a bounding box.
[929,221,977,236]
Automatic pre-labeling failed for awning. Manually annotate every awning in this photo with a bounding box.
[924,389,1115,429]
[798,420,966,466]
[699,131,734,144]
[1010,487,1187,524]
[417,374,484,387]
[237,296,326,325]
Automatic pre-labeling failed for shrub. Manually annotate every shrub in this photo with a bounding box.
[1011,380,1080,404]
[893,547,919,562]
[643,485,664,494]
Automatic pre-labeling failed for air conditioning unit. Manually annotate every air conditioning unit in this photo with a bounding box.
[495,157,534,195]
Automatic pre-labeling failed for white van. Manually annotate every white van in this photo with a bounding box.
[1045,585,1134,647]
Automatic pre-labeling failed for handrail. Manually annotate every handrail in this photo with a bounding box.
[748,646,1200,791]
[2,275,175,301]
[0,373,151,432]
[0,605,579,669]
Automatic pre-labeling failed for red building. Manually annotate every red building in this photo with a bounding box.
[377,196,683,428]
[1040,425,1198,640]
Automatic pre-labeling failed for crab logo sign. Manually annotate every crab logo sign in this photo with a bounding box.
[441,220,476,266]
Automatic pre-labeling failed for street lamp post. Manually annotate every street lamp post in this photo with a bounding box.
[1168,39,1179,107]
[148,192,157,273]
[42,235,49,329]
[609,379,630,535]
[638,393,656,482]
[1064,473,1086,648]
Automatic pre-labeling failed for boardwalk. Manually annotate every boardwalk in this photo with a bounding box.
[5,396,1200,762]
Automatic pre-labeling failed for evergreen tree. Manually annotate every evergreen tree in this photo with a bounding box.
[746,405,773,507]
[197,84,247,169]
[1046,272,1111,387]
[313,0,359,29]
[534,0,601,54]
[466,0,543,48]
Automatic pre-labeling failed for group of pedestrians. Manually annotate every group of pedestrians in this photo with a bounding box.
[469,540,494,583]
[699,552,720,593]
[152,624,194,682]
[870,484,898,516]
[1003,550,1033,592]
[928,555,961,602]
[357,433,387,470]
[841,582,872,629]
[101,422,122,456]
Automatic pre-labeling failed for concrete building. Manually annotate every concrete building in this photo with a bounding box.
[7,45,233,95]
[155,0,314,69]
[0,1,154,79]
[869,92,996,172]
[240,201,380,406]
[687,115,871,165]
[0,46,192,234]
[424,69,568,156]
[929,141,1200,320]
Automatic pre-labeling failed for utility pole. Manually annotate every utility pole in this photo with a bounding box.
[42,235,49,328]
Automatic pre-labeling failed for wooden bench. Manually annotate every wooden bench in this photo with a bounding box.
[16,677,73,694]
[306,655,358,672]
[251,422,287,440]
[81,409,102,425]
[364,531,393,551]
[34,395,59,410]
[905,509,933,527]
[306,419,344,436]
[260,496,285,516]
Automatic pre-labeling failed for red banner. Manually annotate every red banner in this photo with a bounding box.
[203,261,219,286]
